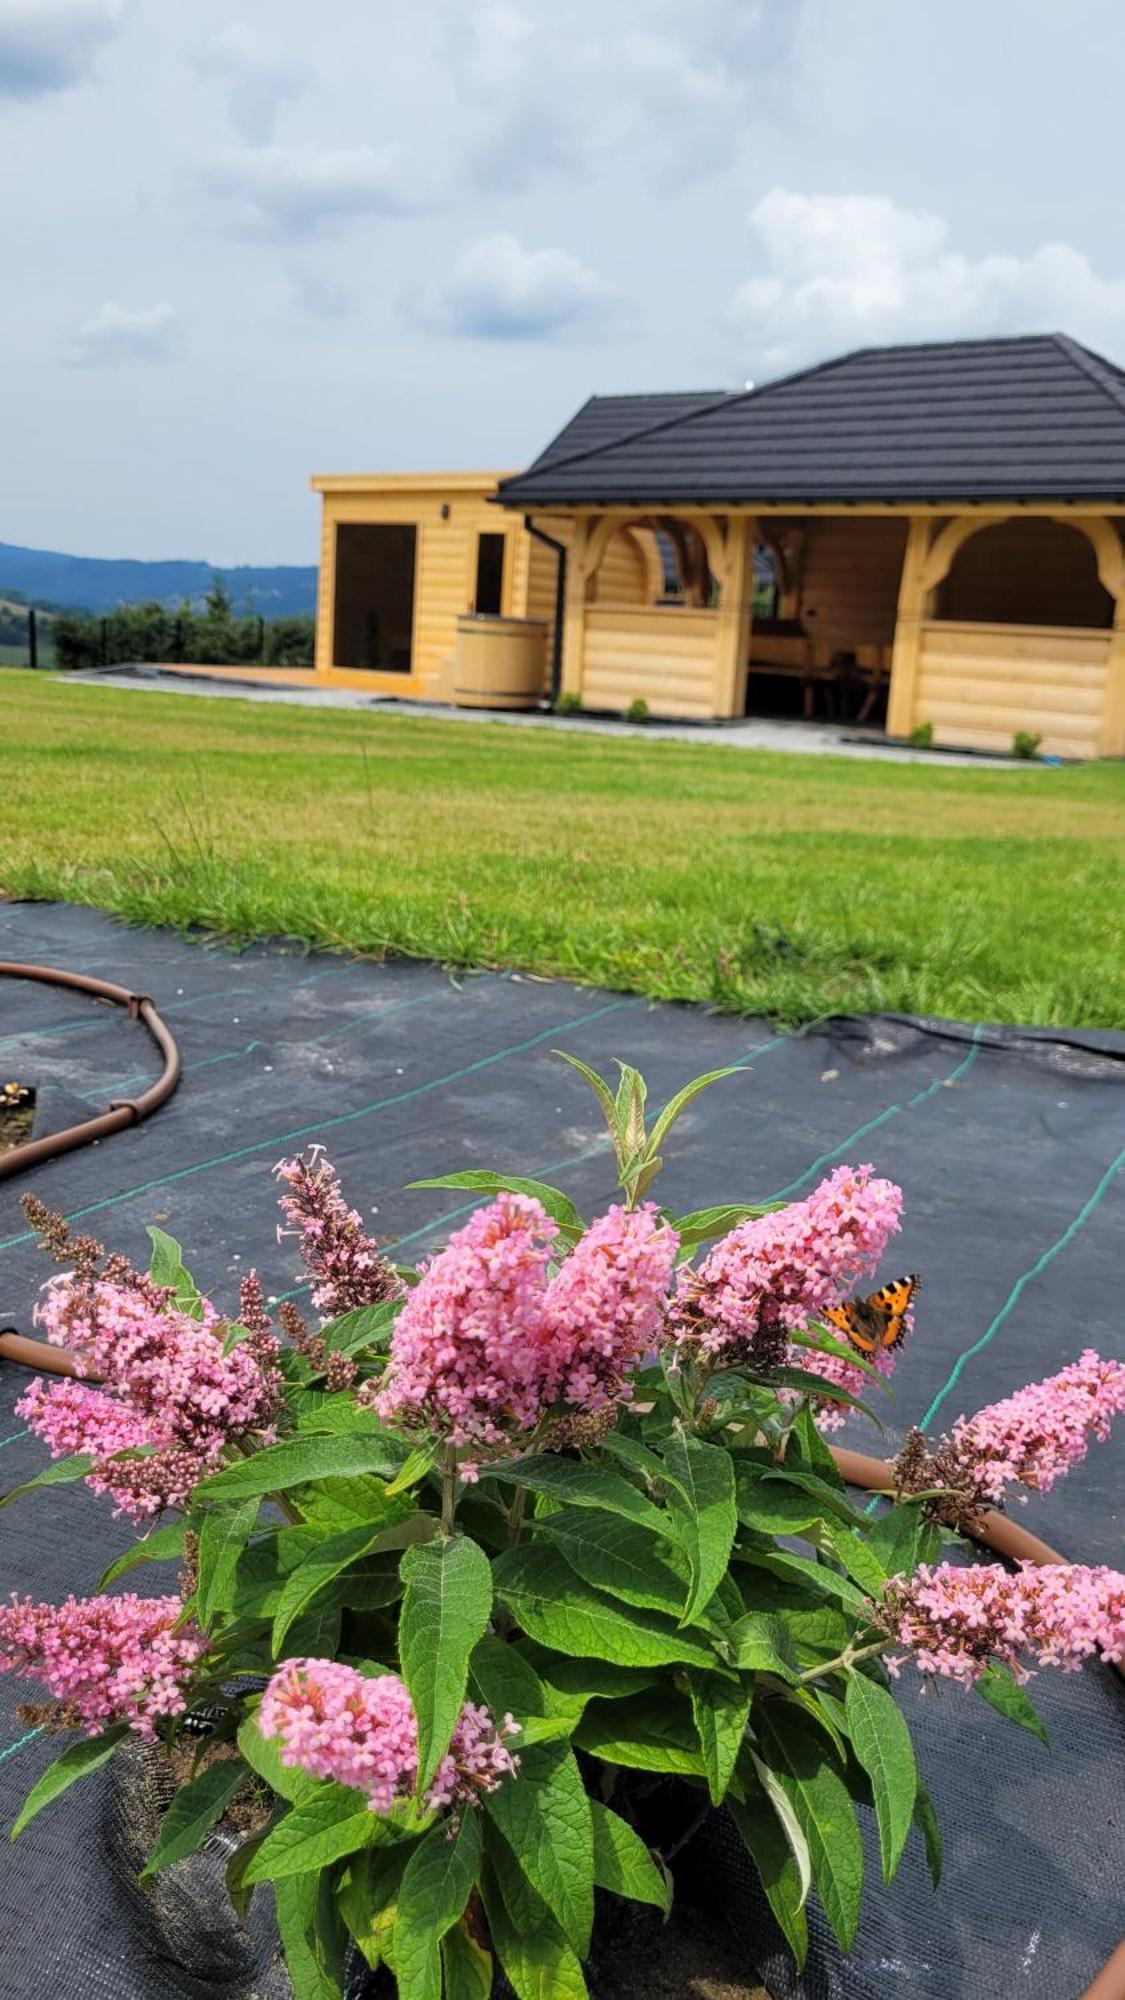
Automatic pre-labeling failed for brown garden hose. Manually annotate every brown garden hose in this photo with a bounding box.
[0,960,181,1183]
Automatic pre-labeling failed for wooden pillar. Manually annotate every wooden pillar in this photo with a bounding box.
[886,516,932,738]
[313,496,337,677]
[1096,520,1125,757]
[559,515,591,701]
[713,515,755,718]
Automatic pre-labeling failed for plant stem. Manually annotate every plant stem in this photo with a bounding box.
[796,1636,889,1684]
[507,1487,528,1546]
[441,1447,459,1537]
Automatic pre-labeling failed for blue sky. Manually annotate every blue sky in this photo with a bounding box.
[3,0,1125,563]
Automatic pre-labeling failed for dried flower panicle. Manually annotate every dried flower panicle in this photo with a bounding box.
[0,1593,206,1739]
[259,1659,520,1819]
[275,1151,404,1319]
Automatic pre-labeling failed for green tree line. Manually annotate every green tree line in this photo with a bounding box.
[52,582,314,671]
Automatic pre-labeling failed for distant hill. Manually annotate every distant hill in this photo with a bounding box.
[0,540,317,617]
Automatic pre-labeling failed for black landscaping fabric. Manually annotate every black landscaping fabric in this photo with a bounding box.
[0,901,1122,2000]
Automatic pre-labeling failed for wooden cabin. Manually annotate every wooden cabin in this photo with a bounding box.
[311,336,1125,758]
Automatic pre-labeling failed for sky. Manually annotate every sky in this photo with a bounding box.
[3,0,1125,564]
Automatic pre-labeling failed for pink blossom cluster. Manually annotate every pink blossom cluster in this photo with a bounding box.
[946,1350,1125,1503]
[275,1150,404,1319]
[881,1560,1125,1685]
[0,1592,206,1739]
[259,1659,520,1816]
[371,1193,678,1449]
[671,1163,903,1373]
[20,1274,281,1520]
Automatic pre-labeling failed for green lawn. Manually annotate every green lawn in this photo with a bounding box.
[1,670,1123,1026]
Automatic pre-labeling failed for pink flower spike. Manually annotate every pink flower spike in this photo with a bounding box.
[274,1153,403,1318]
[0,1593,205,1739]
[947,1350,1125,1504]
[879,1560,1125,1684]
[259,1660,519,1817]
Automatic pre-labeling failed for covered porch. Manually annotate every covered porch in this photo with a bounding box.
[552,506,1125,757]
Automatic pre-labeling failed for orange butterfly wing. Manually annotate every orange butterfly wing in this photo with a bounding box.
[825,1275,920,1355]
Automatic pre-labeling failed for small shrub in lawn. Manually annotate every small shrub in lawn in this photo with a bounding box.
[4,1059,1124,1995]
[908,719,935,747]
[1013,730,1043,760]
[625,697,650,724]
[554,690,582,716]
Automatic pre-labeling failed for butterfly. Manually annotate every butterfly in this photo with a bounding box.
[824,1274,921,1355]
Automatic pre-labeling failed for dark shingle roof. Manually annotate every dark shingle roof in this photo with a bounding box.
[524,391,727,472]
[496,335,1125,508]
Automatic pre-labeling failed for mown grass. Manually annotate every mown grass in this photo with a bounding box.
[1,671,1123,1026]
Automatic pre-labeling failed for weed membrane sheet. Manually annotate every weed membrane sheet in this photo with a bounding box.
[0,902,1122,2000]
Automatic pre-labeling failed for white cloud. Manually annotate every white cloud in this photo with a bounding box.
[193,21,305,143]
[441,1,803,189]
[728,189,1125,374]
[66,300,176,367]
[0,0,128,98]
[203,143,420,236]
[403,232,622,340]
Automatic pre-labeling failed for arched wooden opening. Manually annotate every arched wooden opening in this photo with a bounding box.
[745,515,908,725]
[586,514,722,610]
[934,518,1114,628]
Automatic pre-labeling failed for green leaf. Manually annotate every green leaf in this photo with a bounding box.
[147,1225,203,1317]
[1,1453,93,1511]
[484,1741,593,1954]
[539,1513,691,1622]
[589,1799,670,1913]
[98,1521,187,1590]
[197,1497,261,1629]
[598,1432,667,1489]
[470,1634,549,1719]
[9,1725,128,1839]
[493,1546,716,1669]
[671,1202,783,1252]
[274,1869,349,2000]
[395,1813,482,2000]
[295,1398,388,1437]
[975,1663,1050,1745]
[844,1673,917,1883]
[489,1454,672,1539]
[789,1402,845,1489]
[816,1519,889,1598]
[866,1504,927,1580]
[318,1299,401,1356]
[761,1466,866,1528]
[196,1434,405,1501]
[336,1844,412,1969]
[141,1756,250,1877]
[226,1829,269,1921]
[384,1444,438,1497]
[237,1715,318,1805]
[687,1671,753,1804]
[912,1777,943,1888]
[574,1692,707,1777]
[756,1704,863,1953]
[766,1368,880,1422]
[442,1919,494,2000]
[661,1433,736,1625]
[728,1781,809,1969]
[272,1513,434,1655]
[647,1065,742,1155]
[400,1535,493,1793]
[553,1050,619,1140]
[735,1476,823,1538]
[482,1843,589,2000]
[736,1545,870,1615]
[728,1612,799,1678]
[244,1784,388,1883]
[520,1651,657,1716]
[408,1171,585,1243]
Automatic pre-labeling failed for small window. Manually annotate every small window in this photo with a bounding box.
[474,533,506,616]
